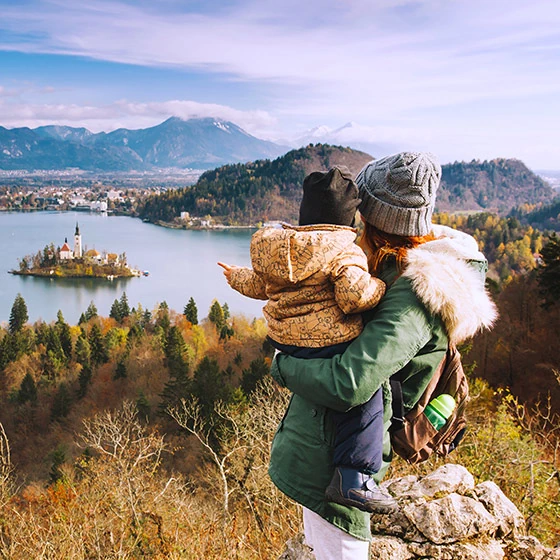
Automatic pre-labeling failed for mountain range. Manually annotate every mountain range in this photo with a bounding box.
[0,117,289,171]
[139,145,556,226]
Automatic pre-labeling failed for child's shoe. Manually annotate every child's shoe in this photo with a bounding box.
[325,466,399,513]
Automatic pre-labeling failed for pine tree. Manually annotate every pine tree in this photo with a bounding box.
[183,297,199,325]
[89,324,108,366]
[9,293,28,334]
[75,331,91,367]
[114,359,127,380]
[77,364,92,398]
[84,301,98,321]
[208,300,226,331]
[136,391,151,420]
[241,358,269,395]
[51,383,71,421]
[109,299,122,322]
[48,446,66,484]
[155,301,170,332]
[55,311,73,361]
[191,356,233,415]
[119,292,130,319]
[538,232,560,308]
[17,372,38,405]
[159,326,190,413]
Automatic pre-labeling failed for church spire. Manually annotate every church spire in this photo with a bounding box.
[75,222,80,236]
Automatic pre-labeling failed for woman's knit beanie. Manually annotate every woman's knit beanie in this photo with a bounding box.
[299,166,361,227]
[355,152,441,237]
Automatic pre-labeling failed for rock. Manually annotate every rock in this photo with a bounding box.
[371,508,426,542]
[505,536,560,560]
[407,539,505,559]
[278,532,315,560]
[474,480,525,537]
[403,493,498,544]
[369,535,415,560]
[383,475,419,499]
[408,463,475,499]
[279,467,556,560]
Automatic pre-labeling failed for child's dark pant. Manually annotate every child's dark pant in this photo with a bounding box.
[269,337,385,475]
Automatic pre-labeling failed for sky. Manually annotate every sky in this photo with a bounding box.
[0,0,559,169]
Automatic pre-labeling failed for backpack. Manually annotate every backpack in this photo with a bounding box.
[389,345,469,465]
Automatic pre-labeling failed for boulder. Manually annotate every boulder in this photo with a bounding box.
[278,465,558,560]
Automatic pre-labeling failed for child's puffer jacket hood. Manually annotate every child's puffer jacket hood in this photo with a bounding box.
[250,223,358,284]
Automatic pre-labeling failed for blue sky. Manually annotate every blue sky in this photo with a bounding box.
[0,0,559,168]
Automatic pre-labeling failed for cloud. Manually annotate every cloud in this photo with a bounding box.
[0,0,558,118]
[0,0,559,166]
[0,96,277,135]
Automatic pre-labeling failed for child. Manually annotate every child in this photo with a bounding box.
[218,166,398,513]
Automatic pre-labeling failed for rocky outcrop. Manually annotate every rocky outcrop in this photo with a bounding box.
[280,464,560,560]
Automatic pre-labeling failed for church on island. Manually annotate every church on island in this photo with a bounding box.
[59,223,122,266]
[59,223,83,260]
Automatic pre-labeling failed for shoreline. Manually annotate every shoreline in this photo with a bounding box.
[9,269,139,279]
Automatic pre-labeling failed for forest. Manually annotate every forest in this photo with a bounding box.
[0,213,559,558]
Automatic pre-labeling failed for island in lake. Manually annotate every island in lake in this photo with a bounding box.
[10,223,143,279]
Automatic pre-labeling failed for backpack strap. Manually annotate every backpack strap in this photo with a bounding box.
[389,377,405,433]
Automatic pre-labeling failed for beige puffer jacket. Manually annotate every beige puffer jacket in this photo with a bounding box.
[228,223,386,347]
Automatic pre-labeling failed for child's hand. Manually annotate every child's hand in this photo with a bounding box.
[217,262,239,283]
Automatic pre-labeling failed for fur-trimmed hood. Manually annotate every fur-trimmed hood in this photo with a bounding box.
[402,224,498,344]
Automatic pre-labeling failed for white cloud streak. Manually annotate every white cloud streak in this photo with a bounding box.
[0,97,277,135]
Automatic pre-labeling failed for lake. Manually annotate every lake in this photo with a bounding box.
[0,211,264,324]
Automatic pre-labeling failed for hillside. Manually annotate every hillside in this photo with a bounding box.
[138,143,374,225]
[139,150,554,225]
[509,198,560,231]
[0,117,288,171]
[436,158,554,213]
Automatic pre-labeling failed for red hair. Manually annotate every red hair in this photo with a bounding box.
[358,219,436,276]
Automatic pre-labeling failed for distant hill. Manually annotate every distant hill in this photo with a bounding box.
[0,117,288,171]
[139,150,556,226]
[509,198,560,231]
[436,158,554,214]
[138,144,374,225]
[0,125,142,171]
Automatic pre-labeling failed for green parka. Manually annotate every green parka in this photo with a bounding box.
[268,225,498,541]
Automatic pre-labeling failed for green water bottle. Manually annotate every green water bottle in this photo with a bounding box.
[424,394,456,430]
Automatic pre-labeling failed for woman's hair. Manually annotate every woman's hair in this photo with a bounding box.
[359,218,435,276]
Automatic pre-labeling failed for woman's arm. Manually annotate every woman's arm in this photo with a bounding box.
[271,278,434,412]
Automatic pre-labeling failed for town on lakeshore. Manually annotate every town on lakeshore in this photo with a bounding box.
[10,222,145,279]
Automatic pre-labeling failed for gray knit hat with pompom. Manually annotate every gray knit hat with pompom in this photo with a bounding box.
[355,152,441,237]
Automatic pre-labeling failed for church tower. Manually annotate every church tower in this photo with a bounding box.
[74,222,82,258]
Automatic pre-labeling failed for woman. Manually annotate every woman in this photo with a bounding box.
[268,152,498,560]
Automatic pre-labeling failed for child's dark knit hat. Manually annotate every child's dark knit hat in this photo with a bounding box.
[299,166,361,227]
